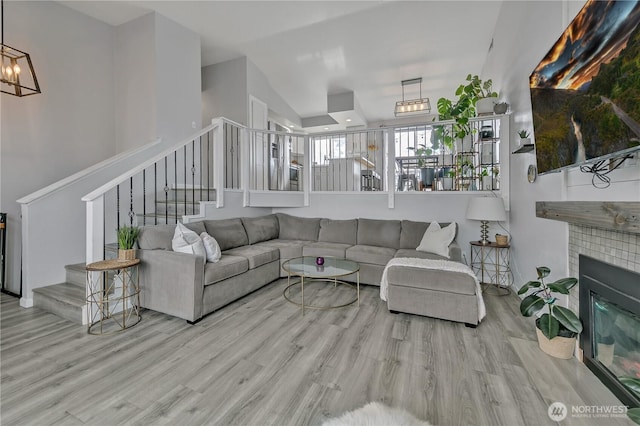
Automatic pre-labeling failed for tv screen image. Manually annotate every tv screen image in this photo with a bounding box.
[530,0,640,174]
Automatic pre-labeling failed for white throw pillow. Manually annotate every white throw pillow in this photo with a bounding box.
[172,222,206,261]
[200,232,221,263]
[416,221,457,258]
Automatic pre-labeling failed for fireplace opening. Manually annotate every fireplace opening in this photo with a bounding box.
[579,255,640,408]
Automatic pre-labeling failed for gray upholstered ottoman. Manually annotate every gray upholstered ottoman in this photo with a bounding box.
[386,264,480,326]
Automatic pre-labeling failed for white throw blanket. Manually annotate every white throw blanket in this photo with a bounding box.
[380,258,486,322]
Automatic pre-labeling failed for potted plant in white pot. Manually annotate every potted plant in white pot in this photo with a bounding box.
[464,74,498,115]
[518,266,583,359]
[442,169,455,190]
[517,129,531,148]
[407,144,436,189]
[117,225,139,261]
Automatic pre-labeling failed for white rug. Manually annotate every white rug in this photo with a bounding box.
[322,402,432,426]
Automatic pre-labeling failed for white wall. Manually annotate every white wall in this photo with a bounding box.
[155,14,202,143]
[114,14,156,153]
[115,13,202,152]
[202,56,301,128]
[482,0,640,285]
[0,1,116,294]
[202,57,248,125]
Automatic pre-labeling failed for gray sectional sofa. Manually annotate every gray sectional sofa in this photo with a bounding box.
[136,213,463,323]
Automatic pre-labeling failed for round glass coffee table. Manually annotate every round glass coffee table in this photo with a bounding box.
[282,256,360,314]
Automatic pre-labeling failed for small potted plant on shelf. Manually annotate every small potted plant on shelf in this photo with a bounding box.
[518,266,583,359]
[117,225,139,261]
[442,169,455,191]
[517,129,531,147]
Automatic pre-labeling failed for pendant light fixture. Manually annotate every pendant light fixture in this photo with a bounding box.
[1,0,41,97]
[394,78,430,116]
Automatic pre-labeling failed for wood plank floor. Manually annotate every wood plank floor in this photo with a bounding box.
[0,281,633,426]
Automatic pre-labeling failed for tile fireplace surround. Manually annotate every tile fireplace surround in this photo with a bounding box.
[568,224,640,313]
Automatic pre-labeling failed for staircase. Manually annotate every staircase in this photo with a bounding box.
[33,187,215,324]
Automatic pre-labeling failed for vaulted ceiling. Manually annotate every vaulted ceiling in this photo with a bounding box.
[60,1,503,127]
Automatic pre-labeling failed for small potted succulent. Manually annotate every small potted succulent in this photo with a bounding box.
[518,266,583,359]
[117,225,139,261]
[518,129,532,147]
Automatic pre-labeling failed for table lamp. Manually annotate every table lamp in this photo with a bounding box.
[466,197,506,245]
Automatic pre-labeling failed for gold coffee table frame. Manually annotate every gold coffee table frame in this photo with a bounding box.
[282,256,360,315]
[86,259,141,335]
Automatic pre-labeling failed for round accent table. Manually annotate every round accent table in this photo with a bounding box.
[469,241,512,295]
[86,258,141,335]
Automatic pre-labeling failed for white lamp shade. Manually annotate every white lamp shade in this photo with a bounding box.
[466,197,506,221]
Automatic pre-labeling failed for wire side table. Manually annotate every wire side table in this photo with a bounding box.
[86,259,141,335]
[470,241,512,295]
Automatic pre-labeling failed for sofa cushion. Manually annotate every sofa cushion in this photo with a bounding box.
[203,218,248,251]
[302,242,352,259]
[138,222,205,250]
[357,219,400,249]
[318,218,357,245]
[276,213,321,241]
[416,222,457,258]
[254,239,307,260]
[204,255,249,286]
[223,245,279,269]
[387,266,477,296]
[400,220,457,249]
[241,215,279,245]
[395,248,449,261]
[347,245,396,266]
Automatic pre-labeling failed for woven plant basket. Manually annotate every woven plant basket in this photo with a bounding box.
[495,234,508,246]
[536,328,576,359]
[118,249,136,261]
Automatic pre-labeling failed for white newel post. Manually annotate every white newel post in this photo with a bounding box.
[213,121,225,208]
[241,126,250,207]
[386,128,395,209]
[19,204,33,308]
[304,135,311,206]
[84,195,104,325]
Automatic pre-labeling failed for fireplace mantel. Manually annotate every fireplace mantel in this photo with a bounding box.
[536,201,640,234]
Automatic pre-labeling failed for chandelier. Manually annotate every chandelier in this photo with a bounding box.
[1,0,41,97]
[394,78,430,116]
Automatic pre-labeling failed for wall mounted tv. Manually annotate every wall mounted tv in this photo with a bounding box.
[530,0,640,175]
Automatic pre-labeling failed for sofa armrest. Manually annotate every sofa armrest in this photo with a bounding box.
[138,249,205,322]
[449,240,462,262]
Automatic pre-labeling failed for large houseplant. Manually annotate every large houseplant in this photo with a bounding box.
[117,225,139,261]
[518,266,583,359]
[436,74,497,152]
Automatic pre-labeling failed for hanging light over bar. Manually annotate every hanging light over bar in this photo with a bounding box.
[394,78,430,116]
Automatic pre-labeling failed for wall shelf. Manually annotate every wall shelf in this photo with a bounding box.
[512,144,534,154]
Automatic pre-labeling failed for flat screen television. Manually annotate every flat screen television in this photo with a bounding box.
[530,0,640,175]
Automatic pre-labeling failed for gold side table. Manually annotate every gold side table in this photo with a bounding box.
[470,241,512,295]
[86,259,141,335]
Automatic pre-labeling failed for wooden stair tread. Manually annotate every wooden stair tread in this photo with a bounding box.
[33,283,85,307]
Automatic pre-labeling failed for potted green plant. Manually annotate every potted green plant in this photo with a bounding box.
[408,144,436,189]
[518,266,583,359]
[469,75,498,115]
[442,168,455,190]
[517,129,532,147]
[117,225,139,261]
[480,167,492,190]
[436,74,497,152]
